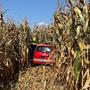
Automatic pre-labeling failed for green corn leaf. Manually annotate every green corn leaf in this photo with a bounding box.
[73,50,81,80]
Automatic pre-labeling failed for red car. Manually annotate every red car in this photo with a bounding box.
[30,44,55,65]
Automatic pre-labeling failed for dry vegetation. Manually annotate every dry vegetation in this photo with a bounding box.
[0,0,90,90]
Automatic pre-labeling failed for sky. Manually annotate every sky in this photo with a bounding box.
[0,0,66,27]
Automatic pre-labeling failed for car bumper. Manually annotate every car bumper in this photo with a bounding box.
[32,58,53,64]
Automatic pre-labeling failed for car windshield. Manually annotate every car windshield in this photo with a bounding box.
[36,46,52,53]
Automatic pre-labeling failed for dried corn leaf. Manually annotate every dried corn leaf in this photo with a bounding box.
[82,77,90,89]
[74,7,85,22]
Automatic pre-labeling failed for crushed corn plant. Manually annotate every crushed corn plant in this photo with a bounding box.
[0,0,90,90]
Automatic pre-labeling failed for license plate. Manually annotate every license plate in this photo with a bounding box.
[42,59,45,62]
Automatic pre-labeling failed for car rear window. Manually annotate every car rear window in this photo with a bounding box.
[36,46,52,53]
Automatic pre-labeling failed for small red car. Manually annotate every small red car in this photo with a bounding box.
[30,44,55,65]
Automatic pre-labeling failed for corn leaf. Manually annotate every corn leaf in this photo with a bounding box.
[73,51,81,80]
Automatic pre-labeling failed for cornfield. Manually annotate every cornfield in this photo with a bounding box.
[0,0,90,90]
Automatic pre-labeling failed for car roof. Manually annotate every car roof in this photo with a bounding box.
[31,43,52,47]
